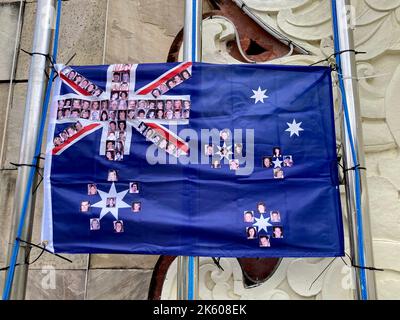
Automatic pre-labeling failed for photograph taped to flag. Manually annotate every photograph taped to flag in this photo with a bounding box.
[42,62,344,257]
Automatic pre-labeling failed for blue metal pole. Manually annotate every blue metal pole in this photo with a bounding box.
[331,0,377,300]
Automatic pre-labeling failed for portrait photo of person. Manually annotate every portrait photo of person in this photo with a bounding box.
[272,147,282,158]
[66,69,76,80]
[57,100,65,109]
[57,109,63,120]
[112,72,120,83]
[259,235,271,247]
[270,210,281,223]
[262,156,272,168]
[173,110,181,119]
[107,169,118,181]
[93,88,102,97]
[159,83,168,93]
[111,91,119,101]
[100,110,108,121]
[144,128,154,140]
[158,139,167,150]
[155,109,164,119]
[137,109,146,119]
[274,168,284,179]
[74,75,83,85]
[80,109,90,120]
[108,110,116,121]
[118,100,127,110]
[72,99,81,109]
[257,202,267,214]
[128,109,135,120]
[63,108,71,118]
[234,143,242,157]
[166,142,176,155]
[60,130,69,142]
[151,134,161,144]
[166,79,175,89]
[66,126,77,137]
[90,218,100,231]
[118,110,127,121]
[204,144,214,156]
[118,121,127,132]
[129,182,139,194]
[106,197,116,208]
[147,109,156,119]
[90,110,100,121]
[173,74,183,85]
[151,88,161,98]
[180,69,191,80]
[107,131,116,141]
[183,109,190,119]
[183,100,191,110]
[243,211,254,223]
[81,100,90,110]
[128,100,136,110]
[283,155,293,167]
[120,91,128,100]
[109,100,118,111]
[273,226,284,239]
[164,109,173,119]
[220,129,230,141]
[79,79,89,90]
[121,72,130,83]
[106,150,115,161]
[211,159,221,169]
[80,200,90,213]
[229,159,239,171]
[53,136,62,147]
[106,140,115,151]
[70,109,80,119]
[132,201,141,213]
[115,151,123,161]
[101,100,109,110]
[114,220,124,233]
[86,83,96,94]
[246,227,257,240]
[115,140,124,153]
[87,183,97,195]
[120,82,129,91]
[108,121,117,133]
[138,122,147,134]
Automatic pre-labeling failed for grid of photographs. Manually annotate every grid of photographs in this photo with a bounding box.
[111,64,132,99]
[150,67,192,98]
[123,99,190,120]
[262,146,294,179]
[56,98,109,121]
[243,202,284,248]
[53,119,84,148]
[61,66,104,97]
[137,121,183,157]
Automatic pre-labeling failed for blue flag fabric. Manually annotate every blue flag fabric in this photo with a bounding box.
[42,62,344,257]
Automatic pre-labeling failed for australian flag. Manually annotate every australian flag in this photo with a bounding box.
[42,62,344,257]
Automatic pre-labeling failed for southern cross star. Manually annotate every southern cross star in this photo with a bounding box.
[251,86,268,104]
[253,214,272,233]
[92,182,130,220]
[285,119,304,137]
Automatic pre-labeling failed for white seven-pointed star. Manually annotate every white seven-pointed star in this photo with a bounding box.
[253,214,272,233]
[92,183,130,220]
[250,86,268,104]
[215,142,233,161]
[285,119,304,137]
[272,158,283,168]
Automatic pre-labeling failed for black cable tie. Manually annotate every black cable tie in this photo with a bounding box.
[352,264,384,272]
[212,257,225,271]
[344,164,366,172]
[310,50,367,67]
[9,162,41,169]
[16,238,73,263]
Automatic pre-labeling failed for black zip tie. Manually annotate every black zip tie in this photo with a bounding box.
[344,164,366,172]
[310,49,367,67]
[9,162,41,169]
[17,238,73,263]
[343,252,384,272]
[212,257,224,271]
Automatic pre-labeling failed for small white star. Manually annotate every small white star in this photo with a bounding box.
[215,142,233,161]
[251,87,268,104]
[272,158,283,168]
[92,183,131,220]
[253,214,272,233]
[285,119,304,137]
